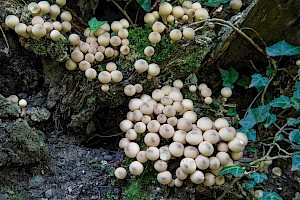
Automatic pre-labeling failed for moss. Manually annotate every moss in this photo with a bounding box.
[0,94,20,118]
[20,35,70,62]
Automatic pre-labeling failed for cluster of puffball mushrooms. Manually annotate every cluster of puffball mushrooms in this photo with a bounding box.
[65,18,132,87]
[115,81,248,187]
[5,0,70,41]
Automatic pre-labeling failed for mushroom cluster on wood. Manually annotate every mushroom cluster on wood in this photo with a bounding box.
[116,83,248,188]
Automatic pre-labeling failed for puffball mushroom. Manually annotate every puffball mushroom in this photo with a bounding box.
[152,21,166,33]
[197,117,213,131]
[217,142,229,152]
[230,151,243,160]
[106,62,117,72]
[194,8,209,21]
[159,2,173,24]
[180,158,197,174]
[195,155,209,170]
[173,79,184,89]
[203,130,219,144]
[221,87,232,98]
[216,152,231,165]
[101,84,109,92]
[146,147,160,161]
[203,173,215,186]
[170,29,182,42]
[182,1,193,9]
[167,15,175,24]
[144,13,156,26]
[28,2,40,15]
[134,59,149,74]
[98,71,112,84]
[157,171,172,185]
[169,142,184,157]
[111,70,123,82]
[192,2,202,10]
[120,19,129,29]
[214,118,229,130]
[148,32,161,46]
[144,46,155,60]
[119,119,134,132]
[111,21,123,33]
[15,23,29,38]
[129,161,144,176]
[119,137,130,149]
[186,130,203,145]
[134,122,146,133]
[50,30,61,41]
[68,34,80,46]
[148,63,160,78]
[215,176,225,186]
[114,167,127,179]
[159,146,172,161]
[219,127,236,141]
[190,170,205,184]
[204,97,213,104]
[174,178,183,187]
[98,35,110,47]
[32,24,47,38]
[177,118,193,132]
[61,11,72,22]
[128,98,143,111]
[183,28,195,40]
[6,95,19,104]
[271,167,282,177]
[118,29,129,39]
[61,21,71,33]
[163,105,176,117]
[183,111,197,123]
[173,130,187,144]
[228,137,245,152]
[5,15,19,30]
[56,0,66,7]
[184,146,199,159]
[124,84,136,96]
[152,89,164,101]
[134,84,143,93]
[110,36,122,47]
[169,91,183,102]
[38,1,50,14]
[159,124,175,139]
[136,151,148,163]
[65,59,77,70]
[78,60,91,71]
[50,4,61,20]
[147,120,161,133]
[176,167,188,180]
[189,85,197,92]
[120,45,130,55]
[18,99,27,109]
[172,6,184,19]
[85,68,97,80]
[144,133,160,147]
[125,142,140,158]
[198,141,214,156]
[229,0,243,11]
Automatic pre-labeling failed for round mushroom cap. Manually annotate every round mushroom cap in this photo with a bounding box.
[32,24,47,38]
[114,167,127,179]
[5,15,20,29]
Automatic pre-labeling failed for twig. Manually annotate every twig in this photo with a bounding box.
[110,0,134,26]
[243,89,263,118]
[217,177,240,200]
[0,24,10,50]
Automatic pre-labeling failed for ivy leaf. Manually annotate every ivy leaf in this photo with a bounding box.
[261,192,283,200]
[274,133,284,142]
[293,90,300,100]
[219,165,245,177]
[266,40,300,57]
[291,97,300,110]
[244,180,256,190]
[186,73,198,85]
[227,108,237,116]
[239,114,256,129]
[136,0,152,11]
[249,105,271,123]
[266,66,276,77]
[219,68,239,89]
[289,129,300,144]
[236,75,251,88]
[291,154,300,171]
[204,0,231,7]
[287,117,300,126]
[269,95,291,109]
[264,114,277,128]
[295,81,300,90]
[88,17,107,31]
[249,74,269,89]
[238,127,256,141]
[249,172,268,184]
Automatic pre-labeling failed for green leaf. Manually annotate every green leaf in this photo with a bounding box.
[236,75,251,88]
[88,17,107,31]
[269,95,291,109]
[186,73,198,85]
[293,90,300,100]
[244,180,256,190]
[266,40,300,57]
[289,129,300,144]
[291,97,300,110]
[219,68,239,89]
[249,105,271,123]
[295,81,300,90]
[287,117,300,126]
[249,74,269,89]
[227,108,237,116]
[263,114,277,128]
[266,66,276,77]
[238,127,256,141]
[249,172,268,184]
[291,154,300,171]
[274,133,284,142]
[219,165,245,177]
[136,0,152,11]
[204,0,230,7]
[261,192,283,200]
[239,114,257,129]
